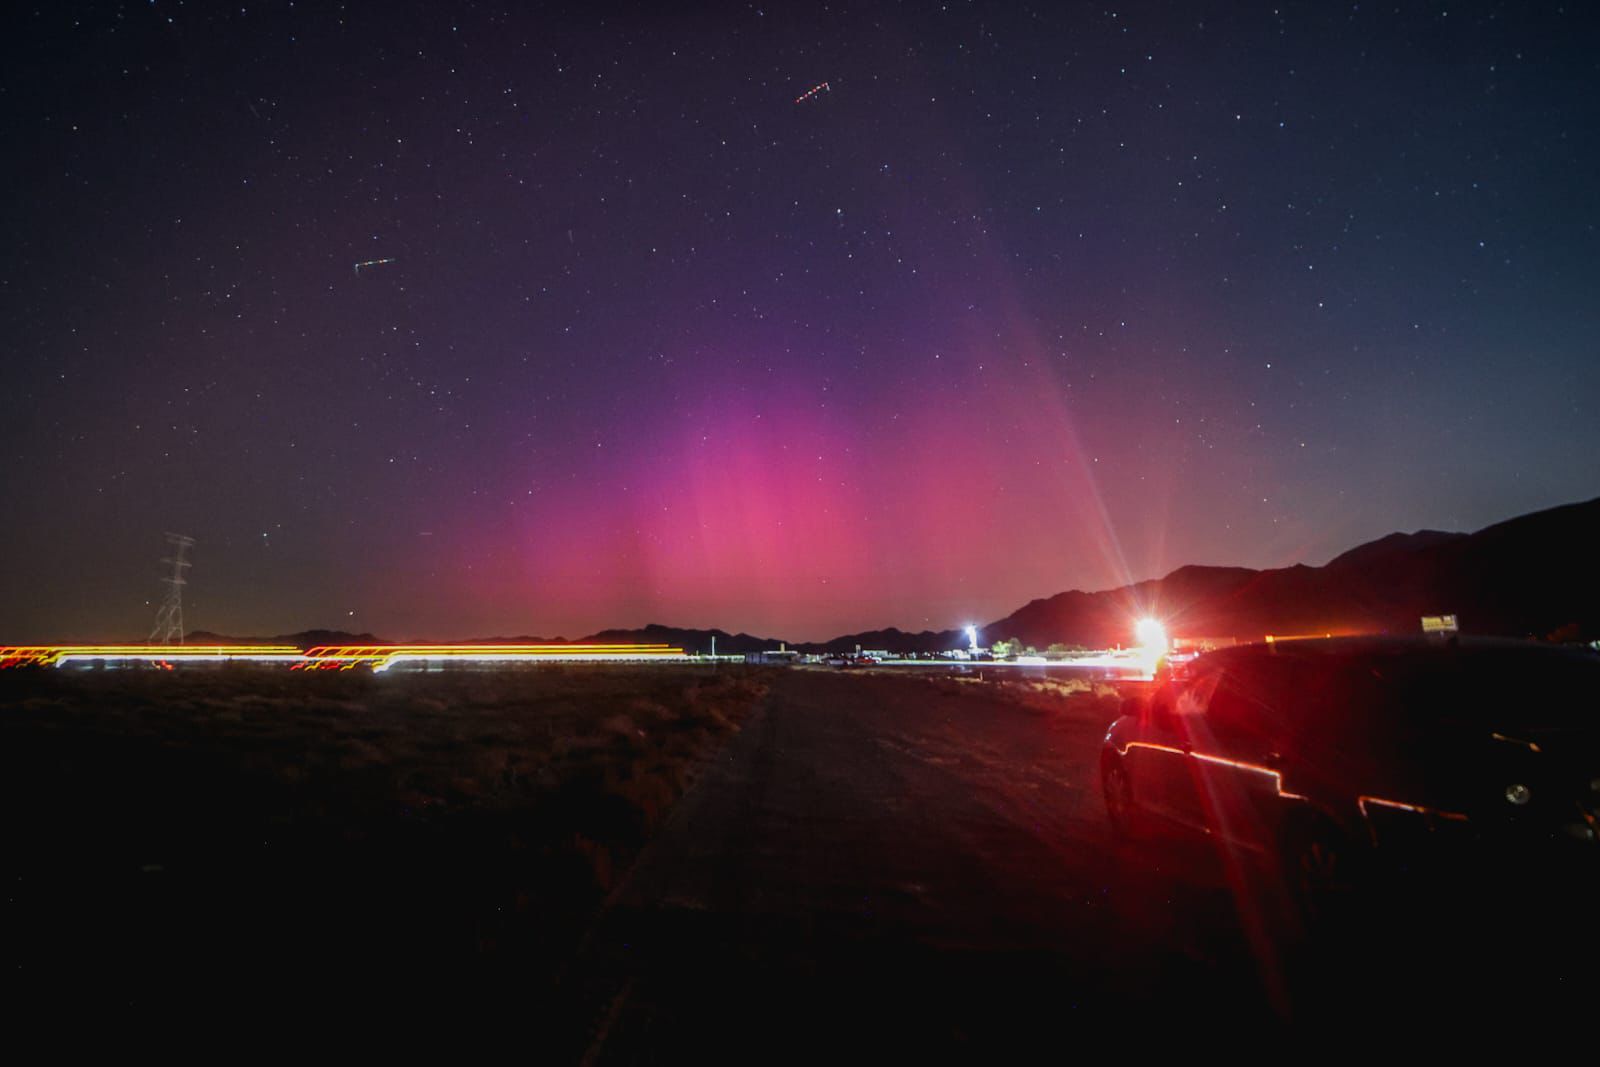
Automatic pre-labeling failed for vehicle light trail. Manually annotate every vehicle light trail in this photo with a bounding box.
[297,644,693,671]
[0,642,691,671]
[1,645,303,668]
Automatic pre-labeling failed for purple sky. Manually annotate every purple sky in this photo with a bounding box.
[3,2,1597,641]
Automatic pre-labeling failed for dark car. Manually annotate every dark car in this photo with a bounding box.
[1100,636,1600,913]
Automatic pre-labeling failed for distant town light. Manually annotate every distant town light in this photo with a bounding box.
[1133,618,1168,654]
[1132,618,1168,678]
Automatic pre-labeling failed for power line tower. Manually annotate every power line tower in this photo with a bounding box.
[148,533,195,645]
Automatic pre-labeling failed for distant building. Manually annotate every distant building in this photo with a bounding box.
[745,642,802,665]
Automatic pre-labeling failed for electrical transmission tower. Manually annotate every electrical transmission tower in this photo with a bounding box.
[148,533,195,645]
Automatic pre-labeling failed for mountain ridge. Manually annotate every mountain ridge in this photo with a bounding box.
[187,495,1600,654]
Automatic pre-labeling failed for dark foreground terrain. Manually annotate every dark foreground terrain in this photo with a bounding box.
[2,665,770,1030]
[5,666,1594,1054]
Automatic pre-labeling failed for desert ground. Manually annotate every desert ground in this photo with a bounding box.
[4,664,1592,1054]
[2,665,769,1025]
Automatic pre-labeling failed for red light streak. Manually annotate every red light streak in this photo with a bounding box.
[1117,741,1309,802]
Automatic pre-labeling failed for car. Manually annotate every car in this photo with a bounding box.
[1100,636,1600,917]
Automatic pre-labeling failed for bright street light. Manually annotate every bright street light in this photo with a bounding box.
[1133,618,1168,652]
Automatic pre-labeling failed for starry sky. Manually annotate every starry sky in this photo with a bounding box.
[2,1,1597,642]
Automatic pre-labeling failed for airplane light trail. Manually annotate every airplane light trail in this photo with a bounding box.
[353,257,396,275]
[794,81,830,104]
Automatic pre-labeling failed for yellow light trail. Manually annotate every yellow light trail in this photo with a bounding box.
[300,644,690,671]
[1,645,303,668]
[0,643,691,671]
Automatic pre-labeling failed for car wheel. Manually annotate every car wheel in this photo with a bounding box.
[1102,758,1140,839]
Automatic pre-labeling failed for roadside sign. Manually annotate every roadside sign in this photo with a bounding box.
[1421,614,1458,634]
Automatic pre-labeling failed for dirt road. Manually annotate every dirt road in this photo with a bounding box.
[559,670,1283,1060]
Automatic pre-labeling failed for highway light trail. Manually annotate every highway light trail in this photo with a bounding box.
[297,644,692,671]
[0,643,690,670]
[0,645,304,668]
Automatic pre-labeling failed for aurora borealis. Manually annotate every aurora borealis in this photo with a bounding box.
[3,2,1597,641]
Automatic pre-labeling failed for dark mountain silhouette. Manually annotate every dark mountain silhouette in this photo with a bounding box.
[446,636,569,644]
[187,496,1600,655]
[185,629,388,646]
[563,624,956,656]
[580,623,786,656]
[1322,529,1467,571]
[978,496,1600,650]
[795,627,966,655]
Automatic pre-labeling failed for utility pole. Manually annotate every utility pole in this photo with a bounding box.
[148,533,195,645]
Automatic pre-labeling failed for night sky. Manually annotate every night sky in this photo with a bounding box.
[3,2,1597,642]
